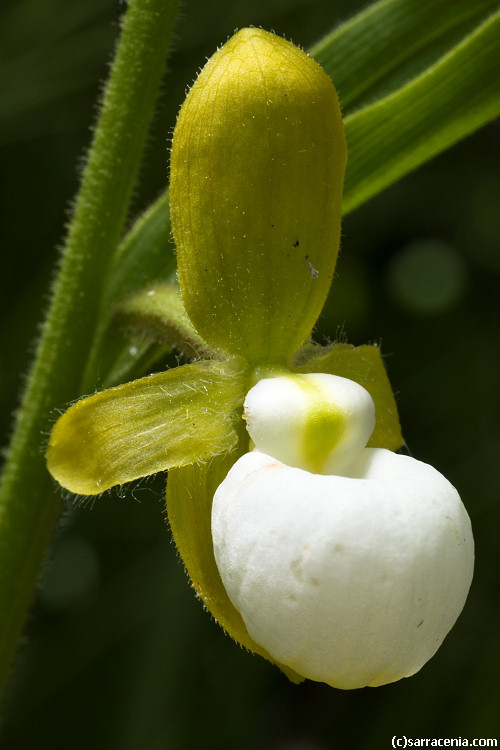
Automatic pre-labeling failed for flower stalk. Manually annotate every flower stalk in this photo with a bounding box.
[0,0,179,695]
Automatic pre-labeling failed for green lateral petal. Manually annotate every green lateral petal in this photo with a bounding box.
[166,451,303,683]
[47,357,248,495]
[170,28,346,364]
[293,343,403,451]
[115,281,214,359]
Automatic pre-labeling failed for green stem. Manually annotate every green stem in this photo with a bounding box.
[0,0,179,695]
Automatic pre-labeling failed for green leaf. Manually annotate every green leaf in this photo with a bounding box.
[292,343,403,451]
[311,0,498,114]
[166,451,303,684]
[82,190,177,390]
[106,190,175,309]
[100,337,172,390]
[47,357,248,495]
[341,10,500,213]
[114,282,214,360]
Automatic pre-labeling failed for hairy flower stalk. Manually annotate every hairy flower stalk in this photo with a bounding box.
[46,28,474,689]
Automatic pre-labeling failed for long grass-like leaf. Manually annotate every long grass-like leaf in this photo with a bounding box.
[341,11,500,213]
[311,0,498,114]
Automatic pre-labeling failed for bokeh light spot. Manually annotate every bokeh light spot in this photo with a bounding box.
[387,239,467,315]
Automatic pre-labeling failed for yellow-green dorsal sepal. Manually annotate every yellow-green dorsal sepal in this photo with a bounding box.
[170,28,346,364]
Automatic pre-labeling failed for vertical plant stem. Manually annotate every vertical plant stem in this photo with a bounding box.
[0,0,179,695]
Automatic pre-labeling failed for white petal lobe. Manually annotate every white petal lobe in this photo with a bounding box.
[244,373,376,474]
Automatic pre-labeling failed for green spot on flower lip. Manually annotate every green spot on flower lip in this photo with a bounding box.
[293,343,404,453]
[299,378,346,474]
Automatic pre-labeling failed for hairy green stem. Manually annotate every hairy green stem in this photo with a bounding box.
[0,0,179,695]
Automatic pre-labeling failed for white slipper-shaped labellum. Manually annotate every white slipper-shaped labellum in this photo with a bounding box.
[212,375,474,689]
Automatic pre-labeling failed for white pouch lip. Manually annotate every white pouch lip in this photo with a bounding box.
[212,448,474,689]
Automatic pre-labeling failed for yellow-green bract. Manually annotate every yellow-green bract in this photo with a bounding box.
[170,28,346,364]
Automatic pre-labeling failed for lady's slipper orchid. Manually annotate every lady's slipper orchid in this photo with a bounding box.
[45,27,473,689]
[213,376,474,689]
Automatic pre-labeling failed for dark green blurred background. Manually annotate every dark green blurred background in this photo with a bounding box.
[1,0,499,747]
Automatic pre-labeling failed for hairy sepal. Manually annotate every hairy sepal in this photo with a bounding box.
[170,28,346,363]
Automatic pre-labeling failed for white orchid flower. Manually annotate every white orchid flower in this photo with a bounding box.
[212,373,474,689]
